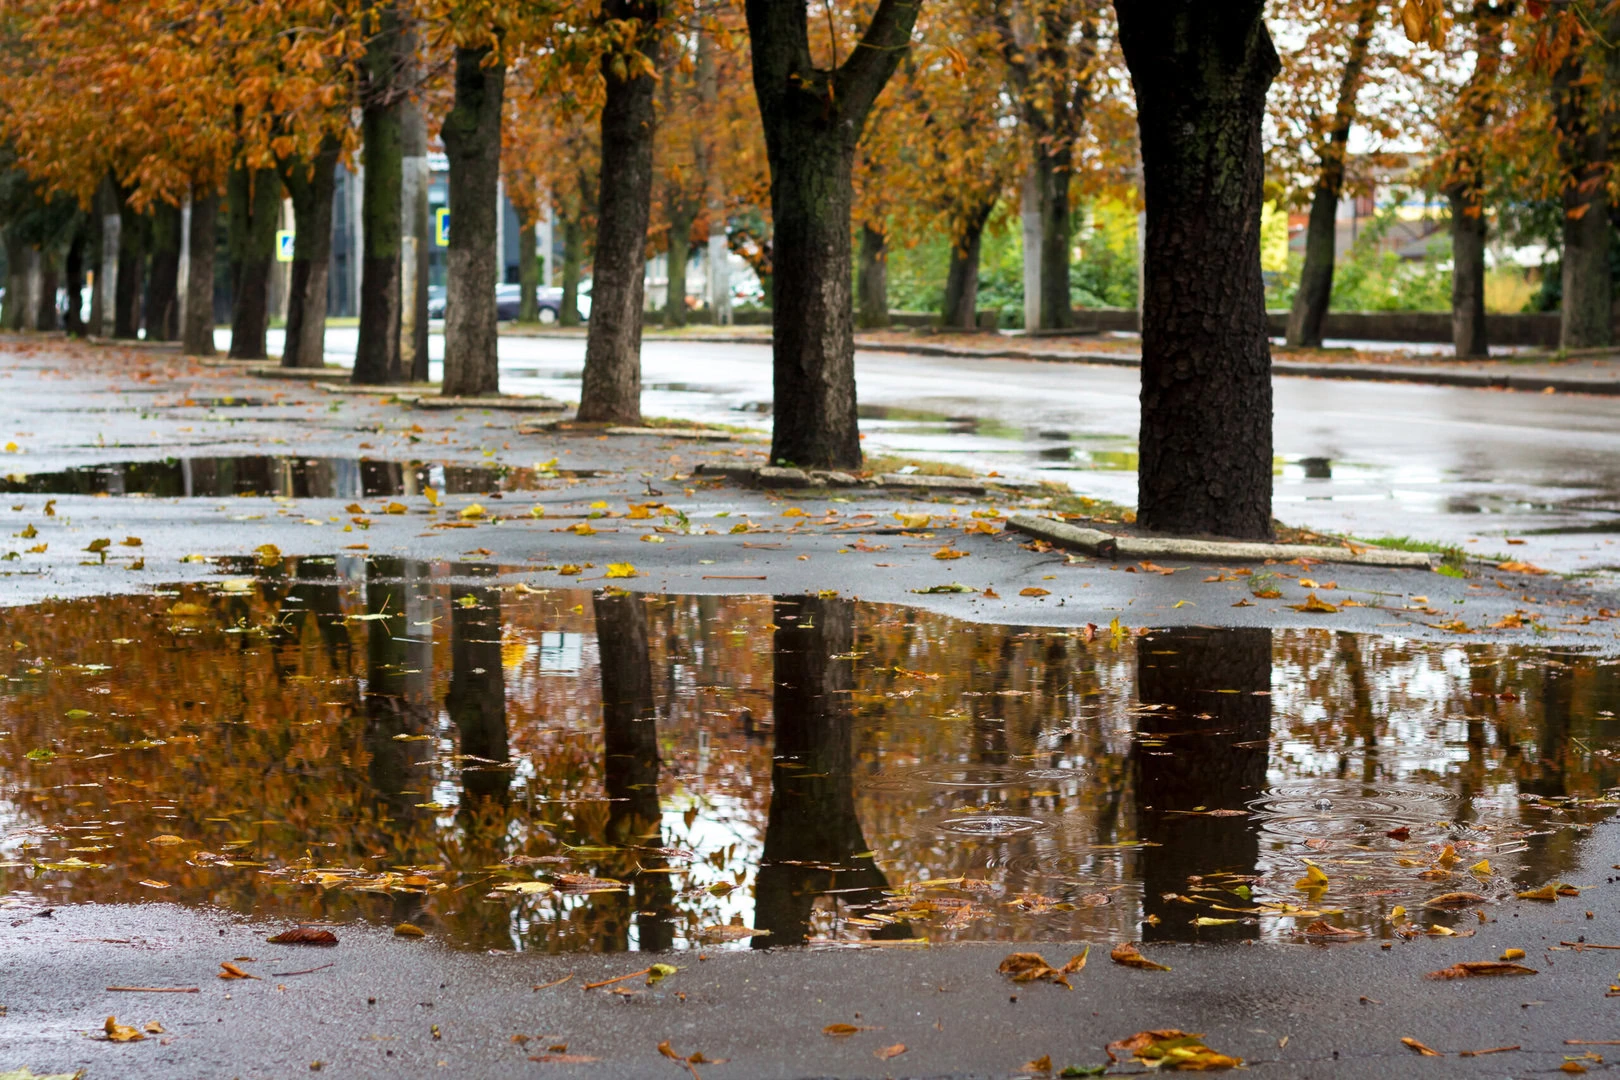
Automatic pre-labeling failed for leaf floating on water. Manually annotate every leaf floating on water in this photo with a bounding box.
[167,602,210,617]
[1293,862,1330,889]
[492,881,553,895]
[1425,892,1488,909]
[266,927,338,946]
[1106,1030,1241,1070]
[1517,882,1579,901]
[1401,1037,1443,1056]
[1110,943,1170,972]
[1386,826,1411,840]
[35,857,106,870]
[554,872,626,893]
[1427,961,1537,980]
[147,835,188,846]
[102,1016,145,1042]
[696,924,768,943]
[1193,917,1240,927]
[1300,920,1366,940]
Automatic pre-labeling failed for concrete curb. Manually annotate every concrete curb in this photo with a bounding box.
[247,365,351,382]
[601,426,758,441]
[694,461,1039,495]
[1007,514,1436,568]
[415,395,567,411]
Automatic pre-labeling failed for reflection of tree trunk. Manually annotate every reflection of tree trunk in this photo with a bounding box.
[754,595,899,947]
[449,580,510,808]
[287,558,352,672]
[1134,628,1271,943]
[594,591,673,951]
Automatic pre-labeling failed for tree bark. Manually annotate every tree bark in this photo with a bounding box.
[63,221,85,336]
[354,0,407,384]
[182,190,218,357]
[560,215,584,327]
[147,201,182,341]
[578,0,662,425]
[1031,149,1072,328]
[517,220,540,322]
[114,193,147,340]
[1285,1,1376,349]
[441,44,505,398]
[1450,190,1489,358]
[281,142,340,369]
[856,222,889,329]
[1551,11,1620,350]
[941,200,992,330]
[746,0,919,469]
[400,27,432,384]
[35,249,58,332]
[664,209,694,327]
[226,166,279,359]
[1118,0,1280,540]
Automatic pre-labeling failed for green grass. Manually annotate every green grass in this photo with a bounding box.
[1347,534,1477,575]
[860,454,978,479]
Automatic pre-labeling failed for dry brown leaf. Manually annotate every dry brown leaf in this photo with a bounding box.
[1024,1055,1053,1072]
[217,962,258,980]
[1300,920,1366,940]
[1426,961,1538,980]
[1425,892,1488,909]
[1106,1030,1242,1070]
[1402,1037,1443,1056]
[1110,942,1171,971]
[103,1016,144,1042]
[266,927,338,945]
[529,1053,600,1063]
[874,1043,907,1061]
[822,1023,876,1037]
[1019,587,1050,597]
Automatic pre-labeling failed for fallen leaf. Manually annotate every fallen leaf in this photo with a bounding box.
[1110,942,1170,971]
[932,547,968,560]
[1401,1037,1442,1056]
[1425,892,1488,909]
[1427,961,1538,979]
[218,962,258,980]
[425,487,442,507]
[1293,862,1330,889]
[1386,826,1411,840]
[605,563,638,579]
[529,1053,601,1064]
[147,835,187,846]
[1517,883,1575,901]
[874,1044,907,1061]
[1469,860,1493,875]
[393,923,426,938]
[142,1022,163,1034]
[1501,948,1526,961]
[823,1023,876,1037]
[1019,587,1050,597]
[266,927,338,946]
[893,512,930,529]
[1496,561,1547,575]
[1107,1030,1241,1070]
[1288,593,1338,613]
[492,881,553,895]
[103,1016,145,1042]
[1300,920,1366,940]
[1024,1055,1053,1072]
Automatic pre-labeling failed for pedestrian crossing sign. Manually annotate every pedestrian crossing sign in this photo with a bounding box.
[435,208,450,247]
[275,230,295,262]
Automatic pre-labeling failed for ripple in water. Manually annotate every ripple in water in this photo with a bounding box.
[863,764,1088,792]
[936,814,1051,838]
[1249,781,1460,844]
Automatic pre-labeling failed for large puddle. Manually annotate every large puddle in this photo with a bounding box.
[2,558,1617,953]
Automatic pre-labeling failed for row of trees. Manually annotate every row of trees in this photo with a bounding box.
[0,1,1598,541]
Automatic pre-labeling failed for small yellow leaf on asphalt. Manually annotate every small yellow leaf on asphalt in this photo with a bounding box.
[425,486,441,507]
[1501,948,1526,961]
[1517,883,1560,901]
[823,1024,874,1036]
[782,507,807,517]
[1289,593,1338,613]
[345,503,365,514]
[1019,587,1050,597]
[218,961,258,980]
[874,1043,907,1061]
[121,536,142,547]
[529,505,545,517]
[384,502,407,514]
[1401,1037,1442,1056]
[1425,892,1487,909]
[459,503,486,519]
[104,1016,144,1042]
[1025,1055,1053,1072]
[1110,942,1170,971]
[394,923,426,938]
[1427,961,1537,979]
[893,512,931,529]
[646,963,678,985]
[640,534,665,542]
[572,521,597,535]
[933,547,968,560]
[143,1022,163,1034]
[606,563,637,579]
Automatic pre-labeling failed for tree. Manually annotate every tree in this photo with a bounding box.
[652,29,710,328]
[281,141,343,369]
[441,41,507,397]
[354,1,412,384]
[1117,0,1279,539]
[578,1,665,424]
[745,0,922,470]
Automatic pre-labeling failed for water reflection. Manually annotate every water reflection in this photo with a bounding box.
[2,563,1618,953]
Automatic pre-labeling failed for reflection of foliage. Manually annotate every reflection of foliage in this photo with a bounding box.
[2,565,1616,954]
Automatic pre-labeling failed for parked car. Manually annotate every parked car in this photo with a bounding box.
[427,285,446,320]
[428,283,587,323]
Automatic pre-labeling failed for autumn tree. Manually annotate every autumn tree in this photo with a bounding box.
[745,0,922,470]
[1117,0,1279,539]
[354,0,414,383]
[653,28,712,329]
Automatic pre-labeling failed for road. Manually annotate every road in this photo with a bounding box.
[245,329,1620,576]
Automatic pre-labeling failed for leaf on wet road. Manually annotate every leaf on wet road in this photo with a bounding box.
[932,547,968,560]
[1106,1030,1240,1070]
[102,1016,144,1042]
[1426,961,1537,979]
[999,947,1088,988]
[1019,587,1050,597]
[218,962,258,980]
[393,923,426,938]
[1110,943,1170,971]
[1425,892,1488,909]
[1300,920,1366,940]
[266,927,338,945]
[1401,1037,1442,1056]
[1288,593,1338,613]
[1517,882,1579,901]
[823,1023,878,1036]
[874,1043,907,1060]
[1496,561,1547,575]
[605,563,638,579]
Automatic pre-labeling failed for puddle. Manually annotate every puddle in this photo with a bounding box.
[2,562,1618,953]
[0,457,603,499]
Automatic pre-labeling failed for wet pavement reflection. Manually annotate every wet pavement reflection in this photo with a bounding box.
[2,558,1618,952]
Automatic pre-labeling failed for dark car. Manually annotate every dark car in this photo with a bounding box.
[430,284,583,323]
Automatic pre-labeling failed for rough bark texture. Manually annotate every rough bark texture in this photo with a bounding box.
[400,30,432,384]
[281,143,340,369]
[746,0,919,468]
[113,194,147,340]
[35,251,58,332]
[664,210,693,327]
[63,222,85,336]
[941,201,992,330]
[1450,190,1489,358]
[1285,1,1376,350]
[441,44,505,398]
[1551,11,1620,350]
[856,223,889,329]
[560,216,584,327]
[1135,628,1271,943]
[1119,0,1279,540]
[181,191,218,357]
[517,221,540,322]
[578,0,662,425]
[354,1,407,384]
[1030,151,1072,329]
[147,201,182,341]
[226,167,280,360]
[753,596,897,947]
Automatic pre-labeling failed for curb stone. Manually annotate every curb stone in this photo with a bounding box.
[1007,513,1436,568]
[414,395,567,411]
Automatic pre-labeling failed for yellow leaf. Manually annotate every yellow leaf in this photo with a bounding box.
[1019,587,1050,597]
[781,507,807,517]
[933,547,968,560]
[529,505,545,518]
[1294,862,1330,889]
[1289,593,1338,614]
[104,1016,145,1042]
[147,834,187,845]
[425,486,441,507]
[218,961,258,979]
[459,503,486,519]
[1109,942,1170,971]
[605,563,637,579]
[384,502,407,515]
[1501,948,1526,961]
[1469,859,1492,875]
[393,923,426,938]
[1401,1036,1441,1056]
[893,512,930,529]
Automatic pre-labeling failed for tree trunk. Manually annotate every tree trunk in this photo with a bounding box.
[1450,189,1489,358]
[226,166,279,359]
[664,208,693,327]
[1552,20,1619,350]
[114,195,147,340]
[560,216,583,327]
[1285,1,1376,349]
[746,0,918,469]
[95,175,120,336]
[35,250,58,332]
[1033,149,1071,328]
[354,2,407,384]
[400,29,432,385]
[182,191,218,357]
[281,142,340,369]
[441,44,505,398]
[63,222,85,336]
[147,201,182,341]
[578,1,661,425]
[1,231,21,331]
[856,222,889,329]
[941,201,992,330]
[1118,0,1280,540]
[518,220,540,322]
